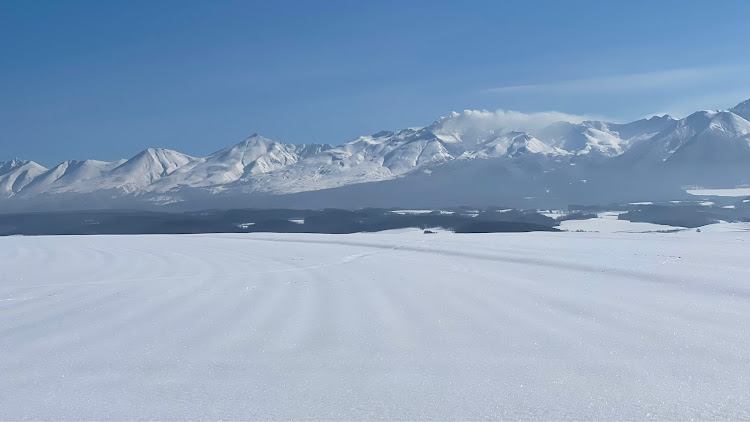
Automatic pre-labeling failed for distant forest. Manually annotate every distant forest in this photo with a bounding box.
[1,200,747,236]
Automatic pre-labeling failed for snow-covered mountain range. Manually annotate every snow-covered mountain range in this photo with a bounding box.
[3,99,749,210]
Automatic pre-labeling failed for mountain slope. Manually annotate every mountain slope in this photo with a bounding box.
[0,159,48,198]
[621,110,750,164]
[461,132,565,159]
[730,99,750,120]
[147,135,333,193]
[536,115,676,156]
[103,148,196,193]
[19,159,126,196]
[236,128,457,194]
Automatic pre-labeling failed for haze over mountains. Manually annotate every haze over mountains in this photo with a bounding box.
[2,99,749,211]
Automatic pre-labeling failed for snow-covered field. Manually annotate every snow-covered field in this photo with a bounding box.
[557,211,686,233]
[686,187,750,197]
[1,228,749,420]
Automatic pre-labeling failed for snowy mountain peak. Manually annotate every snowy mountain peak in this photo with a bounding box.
[648,114,675,122]
[0,159,48,198]
[145,135,307,191]
[536,113,679,157]
[730,98,750,121]
[1,159,24,175]
[224,134,276,153]
[619,109,750,165]
[371,130,396,138]
[105,148,195,193]
[0,158,27,171]
[133,147,194,165]
[683,109,749,133]
[462,131,563,159]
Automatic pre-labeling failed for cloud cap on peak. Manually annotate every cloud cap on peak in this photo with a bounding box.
[429,109,600,145]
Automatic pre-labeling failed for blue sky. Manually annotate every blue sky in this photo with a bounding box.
[2,0,749,166]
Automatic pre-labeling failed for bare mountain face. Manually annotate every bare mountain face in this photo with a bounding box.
[2,99,749,210]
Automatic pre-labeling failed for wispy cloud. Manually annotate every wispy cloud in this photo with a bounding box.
[484,65,750,95]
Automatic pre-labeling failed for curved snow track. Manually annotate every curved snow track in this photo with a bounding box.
[1,230,749,420]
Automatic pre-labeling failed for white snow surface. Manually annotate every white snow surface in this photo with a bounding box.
[1,230,749,420]
[558,218,684,233]
[687,187,750,197]
[557,211,686,233]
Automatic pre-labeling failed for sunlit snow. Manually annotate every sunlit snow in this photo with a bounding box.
[1,228,749,420]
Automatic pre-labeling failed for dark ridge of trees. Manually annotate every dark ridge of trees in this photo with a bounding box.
[557,212,598,222]
[453,221,559,233]
[618,204,748,228]
[0,207,563,236]
[4,202,743,236]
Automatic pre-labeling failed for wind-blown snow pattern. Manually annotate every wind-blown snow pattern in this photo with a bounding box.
[2,99,750,209]
[1,229,749,419]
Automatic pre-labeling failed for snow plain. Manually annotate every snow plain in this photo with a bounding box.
[556,211,686,233]
[1,228,749,420]
[686,187,750,197]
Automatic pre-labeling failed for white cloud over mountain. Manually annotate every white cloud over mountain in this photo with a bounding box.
[430,109,598,143]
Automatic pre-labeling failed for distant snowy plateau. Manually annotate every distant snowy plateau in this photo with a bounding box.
[2,99,750,210]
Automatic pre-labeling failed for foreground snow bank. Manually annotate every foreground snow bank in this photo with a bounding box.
[1,229,749,420]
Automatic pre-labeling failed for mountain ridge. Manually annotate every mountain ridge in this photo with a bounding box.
[3,99,749,210]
